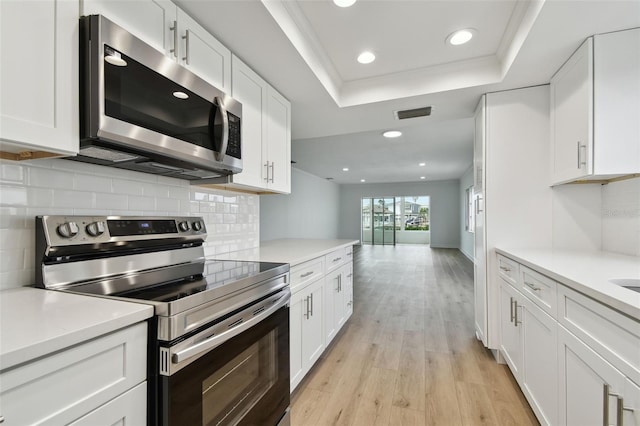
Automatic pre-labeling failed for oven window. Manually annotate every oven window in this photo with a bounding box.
[162,305,289,426]
[202,331,277,426]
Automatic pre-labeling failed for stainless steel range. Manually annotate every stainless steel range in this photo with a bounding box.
[35,215,291,426]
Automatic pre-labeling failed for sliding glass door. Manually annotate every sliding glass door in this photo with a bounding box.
[362,197,396,245]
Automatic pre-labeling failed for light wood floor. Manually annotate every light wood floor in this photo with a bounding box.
[290,245,539,426]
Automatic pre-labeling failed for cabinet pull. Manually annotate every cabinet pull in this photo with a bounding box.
[524,281,541,291]
[304,296,310,319]
[577,141,587,169]
[347,273,353,278]
[169,21,178,58]
[618,396,635,426]
[300,271,314,278]
[182,31,190,64]
[333,257,342,262]
[339,275,342,292]
[0,416,4,424]
[264,162,270,182]
[514,301,522,326]
[603,384,622,426]
[510,297,514,323]
[500,265,511,272]
[269,162,275,183]
[310,292,314,316]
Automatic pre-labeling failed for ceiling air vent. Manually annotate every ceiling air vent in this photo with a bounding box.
[394,106,432,120]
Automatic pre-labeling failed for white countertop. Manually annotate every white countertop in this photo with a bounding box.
[496,248,640,320]
[0,287,154,371]
[215,239,360,266]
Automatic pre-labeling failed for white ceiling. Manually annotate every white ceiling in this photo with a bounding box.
[175,0,640,184]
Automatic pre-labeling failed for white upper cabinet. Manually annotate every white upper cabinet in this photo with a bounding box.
[218,55,291,194]
[265,86,292,194]
[0,0,79,157]
[81,0,177,57]
[550,28,640,185]
[82,0,231,93]
[177,9,231,93]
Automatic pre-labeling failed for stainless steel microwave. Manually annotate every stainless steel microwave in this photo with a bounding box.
[76,15,242,180]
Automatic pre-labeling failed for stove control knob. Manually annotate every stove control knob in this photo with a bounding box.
[57,222,79,238]
[86,221,105,237]
[192,220,203,231]
[178,221,190,232]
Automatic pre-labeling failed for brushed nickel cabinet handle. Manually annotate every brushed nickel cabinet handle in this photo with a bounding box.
[514,301,522,326]
[310,292,314,316]
[269,162,275,183]
[500,265,511,272]
[182,31,190,64]
[305,295,310,319]
[604,384,610,426]
[524,281,542,291]
[510,297,515,323]
[333,257,342,262]
[300,271,314,278]
[264,162,270,182]
[169,21,178,58]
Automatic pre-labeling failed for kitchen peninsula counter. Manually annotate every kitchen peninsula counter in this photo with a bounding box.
[0,287,153,370]
[496,247,640,320]
[216,238,360,266]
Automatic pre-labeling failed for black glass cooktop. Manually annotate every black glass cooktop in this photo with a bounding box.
[114,259,287,303]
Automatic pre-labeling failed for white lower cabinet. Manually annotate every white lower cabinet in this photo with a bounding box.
[497,252,640,426]
[290,277,324,391]
[68,382,147,426]
[558,325,640,426]
[0,323,147,426]
[499,278,557,425]
[324,262,353,345]
[289,245,355,392]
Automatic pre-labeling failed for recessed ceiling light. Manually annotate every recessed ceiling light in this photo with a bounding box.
[383,130,402,138]
[447,29,475,46]
[172,91,189,99]
[360,179,366,183]
[420,176,426,180]
[333,0,356,7]
[419,162,426,166]
[342,167,349,171]
[357,51,375,64]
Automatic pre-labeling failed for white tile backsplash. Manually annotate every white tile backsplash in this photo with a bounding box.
[0,158,260,290]
[602,177,640,256]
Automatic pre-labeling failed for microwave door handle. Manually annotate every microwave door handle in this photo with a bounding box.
[171,290,290,364]
[213,97,229,162]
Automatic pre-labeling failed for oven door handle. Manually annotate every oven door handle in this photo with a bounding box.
[172,290,291,364]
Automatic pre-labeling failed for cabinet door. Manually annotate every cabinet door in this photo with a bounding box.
[68,382,146,426]
[0,0,78,156]
[550,38,593,184]
[473,95,485,190]
[303,279,325,370]
[593,28,640,176]
[521,298,558,426]
[499,280,522,378]
[622,378,640,426]
[177,8,231,93]
[265,86,291,194]
[81,0,177,57]
[230,55,267,189]
[324,269,340,344]
[558,325,626,426]
[344,263,354,320]
[289,290,305,391]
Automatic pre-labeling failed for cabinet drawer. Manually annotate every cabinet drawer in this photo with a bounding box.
[497,254,519,286]
[325,248,348,272]
[521,266,557,317]
[0,323,147,426]
[68,381,147,425]
[290,257,324,292]
[558,285,640,385]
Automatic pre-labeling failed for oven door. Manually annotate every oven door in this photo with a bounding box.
[159,289,290,426]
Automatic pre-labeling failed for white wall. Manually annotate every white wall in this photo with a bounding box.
[0,158,260,290]
[459,166,474,260]
[602,177,640,256]
[260,167,341,241]
[338,179,461,248]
